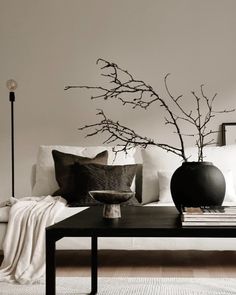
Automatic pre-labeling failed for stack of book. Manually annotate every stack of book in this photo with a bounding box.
[181,206,236,227]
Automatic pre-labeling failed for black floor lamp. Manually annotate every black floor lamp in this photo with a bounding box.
[6,79,17,198]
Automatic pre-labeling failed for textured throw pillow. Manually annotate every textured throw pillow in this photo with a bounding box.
[52,150,108,199]
[69,163,139,206]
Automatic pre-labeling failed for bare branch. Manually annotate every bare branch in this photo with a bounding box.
[79,109,185,159]
[65,58,235,162]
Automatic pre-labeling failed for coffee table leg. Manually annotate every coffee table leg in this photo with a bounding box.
[46,232,56,295]
[91,236,98,294]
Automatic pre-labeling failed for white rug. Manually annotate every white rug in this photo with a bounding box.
[1,277,236,295]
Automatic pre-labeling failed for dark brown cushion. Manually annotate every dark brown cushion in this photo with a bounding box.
[68,163,140,206]
[52,149,108,202]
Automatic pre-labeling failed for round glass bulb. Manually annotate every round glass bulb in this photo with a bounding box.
[6,79,17,91]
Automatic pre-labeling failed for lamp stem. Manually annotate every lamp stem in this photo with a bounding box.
[10,92,15,198]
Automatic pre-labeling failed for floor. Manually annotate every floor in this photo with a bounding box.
[55,250,236,278]
[1,250,235,277]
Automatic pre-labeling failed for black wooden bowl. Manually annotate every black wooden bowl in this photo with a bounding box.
[89,190,134,204]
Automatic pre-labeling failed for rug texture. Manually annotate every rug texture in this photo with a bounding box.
[0,277,236,295]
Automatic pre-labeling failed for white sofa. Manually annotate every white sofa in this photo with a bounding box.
[1,144,236,251]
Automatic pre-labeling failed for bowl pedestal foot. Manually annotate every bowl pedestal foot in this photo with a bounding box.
[103,204,121,218]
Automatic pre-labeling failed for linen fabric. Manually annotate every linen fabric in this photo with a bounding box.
[0,196,66,284]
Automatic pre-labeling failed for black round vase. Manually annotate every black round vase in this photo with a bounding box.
[170,162,226,213]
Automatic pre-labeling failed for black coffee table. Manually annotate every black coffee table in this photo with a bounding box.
[46,206,236,295]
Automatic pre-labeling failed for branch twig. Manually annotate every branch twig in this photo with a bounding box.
[65,58,235,162]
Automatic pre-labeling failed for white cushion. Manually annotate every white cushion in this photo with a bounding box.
[157,170,174,203]
[223,170,236,202]
[141,146,196,204]
[32,145,136,196]
[141,145,236,204]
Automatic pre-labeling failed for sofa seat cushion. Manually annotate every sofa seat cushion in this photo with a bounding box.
[1,203,236,251]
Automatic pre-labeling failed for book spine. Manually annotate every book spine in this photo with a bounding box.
[182,214,236,218]
[182,222,236,226]
[182,217,236,222]
[183,206,236,215]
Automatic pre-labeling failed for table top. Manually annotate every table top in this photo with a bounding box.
[46,206,236,239]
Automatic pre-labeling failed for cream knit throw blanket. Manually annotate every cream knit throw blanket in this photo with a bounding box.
[0,196,66,284]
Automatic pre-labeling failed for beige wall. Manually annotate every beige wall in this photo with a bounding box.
[0,0,236,200]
